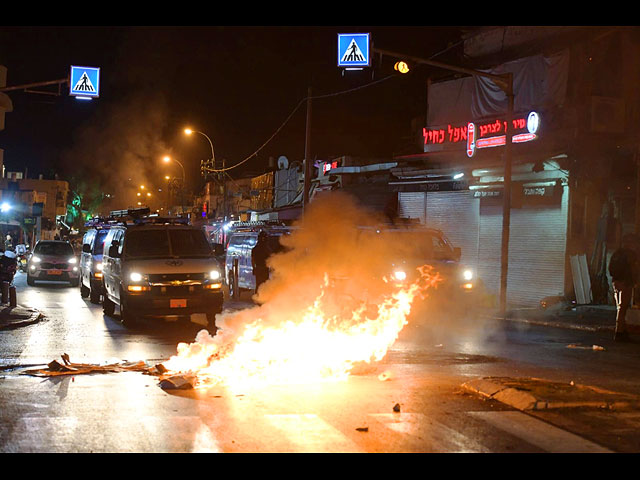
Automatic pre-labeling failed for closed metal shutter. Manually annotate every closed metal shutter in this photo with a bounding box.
[507,186,569,306]
[477,200,504,305]
[425,191,479,269]
[476,186,569,307]
[398,192,426,223]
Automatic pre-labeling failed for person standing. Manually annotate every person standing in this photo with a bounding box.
[608,233,639,342]
[251,231,272,293]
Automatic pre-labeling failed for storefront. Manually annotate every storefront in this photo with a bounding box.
[392,110,570,308]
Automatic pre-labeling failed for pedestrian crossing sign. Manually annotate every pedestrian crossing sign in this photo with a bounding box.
[338,33,370,68]
[69,65,100,98]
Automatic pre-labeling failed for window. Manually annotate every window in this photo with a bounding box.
[35,242,74,256]
[168,230,211,257]
[124,230,170,258]
[93,230,109,254]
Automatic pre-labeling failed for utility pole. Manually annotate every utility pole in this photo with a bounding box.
[303,86,312,214]
[499,73,514,315]
[373,47,514,314]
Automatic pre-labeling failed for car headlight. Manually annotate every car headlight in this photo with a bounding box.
[462,269,473,281]
[95,262,103,271]
[209,270,221,281]
[31,255,41,263]
[393,270,407,282]
[130,272,144,282]
[68,257,77,264]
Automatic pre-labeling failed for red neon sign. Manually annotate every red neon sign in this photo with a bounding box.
[423,113,538,147]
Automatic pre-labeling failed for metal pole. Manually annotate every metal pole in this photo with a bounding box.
[499,73,514,315]
[222,158,226,221]
[372,46,515,314]
[303,86,312,214]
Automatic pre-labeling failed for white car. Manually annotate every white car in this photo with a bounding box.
[27,240,79,286]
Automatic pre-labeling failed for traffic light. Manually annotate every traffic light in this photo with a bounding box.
[394,61,410,74]
[200,159,205,177]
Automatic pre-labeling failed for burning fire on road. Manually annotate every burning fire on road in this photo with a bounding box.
[162,193,443,390]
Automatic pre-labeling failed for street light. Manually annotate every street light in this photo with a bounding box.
[374,47,514,315]
[163,155,186,215]
[184,127,225,220]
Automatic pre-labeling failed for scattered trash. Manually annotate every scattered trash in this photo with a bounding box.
[393,403,401,413]
[355,427,369,432]
[158,375,195,390]
[22,355,150,377]
[567,344,606,351]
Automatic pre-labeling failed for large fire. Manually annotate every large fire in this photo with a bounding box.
[162,265,440,390]
[161,193,444,390]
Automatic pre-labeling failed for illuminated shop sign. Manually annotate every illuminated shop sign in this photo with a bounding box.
[423,111,541,158]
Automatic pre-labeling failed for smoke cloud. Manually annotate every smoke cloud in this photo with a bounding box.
[180,191,481,361]
[60,91,170,213]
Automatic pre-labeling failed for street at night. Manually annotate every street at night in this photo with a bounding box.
[2,26,640,455]
[3,271,640,453]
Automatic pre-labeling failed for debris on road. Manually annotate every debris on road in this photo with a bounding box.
[355,427,369,432]
[567,344,606,351]
[393,403,401,412]
[21,355,197,391]
[158,374,195,390]
[22,354,152,377]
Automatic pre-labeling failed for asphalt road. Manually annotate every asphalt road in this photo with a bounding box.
[2,271,640,453]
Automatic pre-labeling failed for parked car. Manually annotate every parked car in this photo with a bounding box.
[100,216,224,328]
[27,240,79,287]
[80,225,113,303]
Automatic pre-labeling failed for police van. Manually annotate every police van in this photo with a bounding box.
[100,209,224,329]
[224,221,290,299]
[80,218,122,303]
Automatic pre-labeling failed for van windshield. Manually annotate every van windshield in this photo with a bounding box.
[124,229,212,258]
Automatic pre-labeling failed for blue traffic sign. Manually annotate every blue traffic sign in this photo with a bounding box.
[337,33,370,68]
[69,65,100,98]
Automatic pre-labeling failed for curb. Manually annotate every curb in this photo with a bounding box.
[462,377,640,411]
[481,314,614,333]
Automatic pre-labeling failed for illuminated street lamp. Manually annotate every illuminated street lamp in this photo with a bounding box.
[184,127,225,219]
[163,155,186,215]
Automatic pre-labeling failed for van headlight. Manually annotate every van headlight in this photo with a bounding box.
[130,272,145,282]
[68,257,77,264]
[462,269,473,281]
[209,270,221,281]
[31,255,41,263]
[393,270,407,282]
[95,262,103,271]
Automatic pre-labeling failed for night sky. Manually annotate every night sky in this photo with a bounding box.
[0,25,466,207]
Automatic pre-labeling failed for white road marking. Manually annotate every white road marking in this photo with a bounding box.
[469,411,614,453]
[265,414,364,453]
[370,413,490,452]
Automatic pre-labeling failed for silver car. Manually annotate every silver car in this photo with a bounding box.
[27,240,79,287]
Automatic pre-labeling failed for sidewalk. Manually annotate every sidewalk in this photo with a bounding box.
[484,303,621,333]
[0,304,43,330]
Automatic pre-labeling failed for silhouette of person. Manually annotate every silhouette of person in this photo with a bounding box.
[251,231,272,293]
[609,233,639,342]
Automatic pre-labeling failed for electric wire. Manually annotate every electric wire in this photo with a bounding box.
[203,73,399,174]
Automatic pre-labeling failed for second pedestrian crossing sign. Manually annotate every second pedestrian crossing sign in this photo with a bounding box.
[69,65,100,98]
[338,33,370,68]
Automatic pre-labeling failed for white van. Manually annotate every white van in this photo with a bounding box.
[101,217,224,329]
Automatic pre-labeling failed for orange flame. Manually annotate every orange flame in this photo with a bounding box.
[163,265,441,390]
